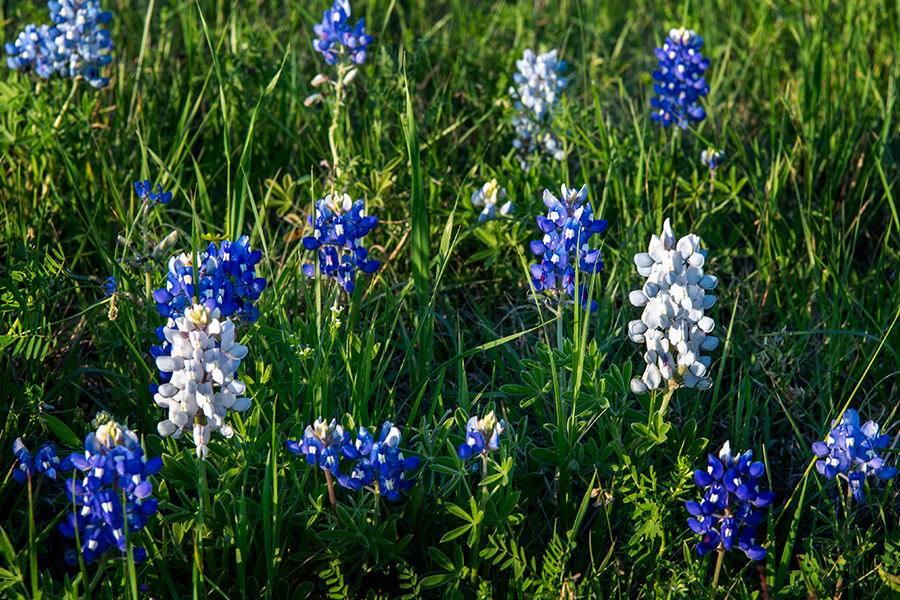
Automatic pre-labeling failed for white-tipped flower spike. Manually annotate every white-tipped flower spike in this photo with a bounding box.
[628,219,718,394]
[509,48,568,170]
[153,303,252,458]
[471,179,513,222]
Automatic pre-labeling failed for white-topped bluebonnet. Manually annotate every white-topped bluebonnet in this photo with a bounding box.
[458,411,505,460]
[650,27,710,129]
[528,183,607,312]
[686,442,773,561]
[151,236,266,323]
[471,179,513,222]
[312,0,373,66]
[628,219,718,393]
[6,0,114,88]
[286,417,345,476]
[337,422,419,500]
[152,303,252,459]
[811,409,897,502]
[701,148,725,174]
[59,420,160,564]
[301,193,380,293]
[510,49,567,169]
[134,180,173,206]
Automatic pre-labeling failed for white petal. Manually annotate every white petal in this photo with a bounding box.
[642,364,662,389]
[629,290,649,307]
[231,398,252,412]
[697,317,715,333]
[157,420,178,437]
[630,378,648,394]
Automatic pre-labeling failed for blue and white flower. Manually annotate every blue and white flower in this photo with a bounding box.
[301,193,380,293]
[650,27,710,129]
[59,421,160,564]
[528,183,607,312]
[628,219,718,393]
[11,438,71,483]
[458,411,505,460]
[152,304,252,459]
[287,417,345,476]
[134,180,173,205]
[312,0,373,66]
[686,442,773,560]
[811,408,897,502]
[701,148,725,174]
[471,179,513,221]
[337,422,419,500]
[510,49,567,168]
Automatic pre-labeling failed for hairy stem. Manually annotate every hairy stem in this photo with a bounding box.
[324,470,343,528]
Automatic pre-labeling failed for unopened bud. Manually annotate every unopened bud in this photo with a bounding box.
[117,235,129,246]
[341,68,358,86]
[151,230,179,261]
[311,73,329,87]
[304,93,324,107]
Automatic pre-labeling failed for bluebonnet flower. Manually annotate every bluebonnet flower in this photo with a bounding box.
[152,304,252,459]
[337,422,419,500]
[287,418,345,476]
[59,421,160,564]
[49,0,114,88]
[471,179,513,222]
[528,183,607,312]
[686,442,773,560]
[650,27,710,129]
[312,0,373,66]
[301,193,380,293]
[102,276,117,298]
[628,219,718,393]
[151,235,266,323]
[510,49,567,169]
[811,409,897,502]
[6,1,114,88]
[5,24,63,75]
[134,180,173,205]
[12,438,71,483]
[458,411,505,460]
[701,148,724,174]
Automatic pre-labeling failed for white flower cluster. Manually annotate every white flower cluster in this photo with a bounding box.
[510,49,567,169]
[471,179,513,221]
[154,304,252,459]
[627,219,719,394]
[511,49,567,120]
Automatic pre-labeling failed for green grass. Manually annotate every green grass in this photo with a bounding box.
[2,0,900,598]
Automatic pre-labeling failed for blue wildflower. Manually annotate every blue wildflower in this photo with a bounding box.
[49,0,114,88]
[811,409,897,502]
[701,148,724,174]
[686,442,773,560]
[312,0,373,65]
[5,24,63,74]
[59,421,160,564]
[102,276,117,298]
[12,438,71,483]
[301,193,380,293]
[471,179,513,222]
[134,180,173,205]
[650,27,710,129]
[458,411,505,460]
[509,48,567,169]
[528,184,607,312]
[151,235,266,324]
[286,418,345,476]
[337,422,419,500]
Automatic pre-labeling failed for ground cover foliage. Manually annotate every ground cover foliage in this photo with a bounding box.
[2,0,900,598]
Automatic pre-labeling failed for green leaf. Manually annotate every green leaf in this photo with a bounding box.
[42,414,81,448]
[427,547,456,573]
[446,503,473,523]
[420,573,457,589]
[440,524,472,543]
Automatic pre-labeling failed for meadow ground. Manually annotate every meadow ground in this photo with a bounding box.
[2,0,900,598]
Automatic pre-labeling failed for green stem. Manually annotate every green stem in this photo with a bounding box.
[27,476,37,597]
[710,547,725,598]
[327,65,348,186]
[85,555,108,598]
[324,470,343,528]
[194,453,205,600]
[53,77,79,130]
[469,454,490,584]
